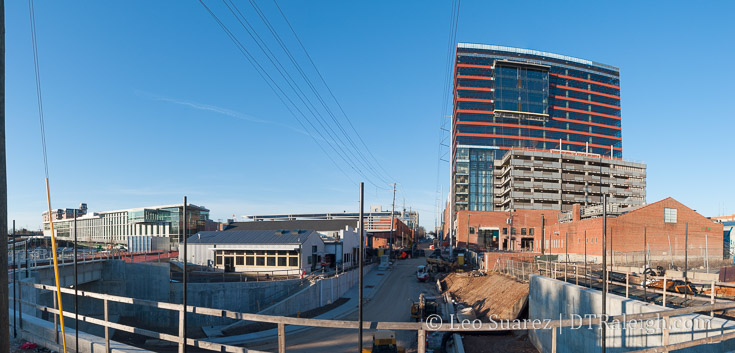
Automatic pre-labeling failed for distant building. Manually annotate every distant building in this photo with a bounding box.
[241,212,416,249]
[455,197,722,264]
[245,206,420,232]
[41,203,210,246]
[221,219,363,267]
[493,149,646,212]
[182,229,326,274]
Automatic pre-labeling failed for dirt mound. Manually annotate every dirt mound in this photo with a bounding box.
[442,272,528,321]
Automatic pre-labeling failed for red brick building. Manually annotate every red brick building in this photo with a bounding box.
[370,217,414,249]
[452,198,722,264]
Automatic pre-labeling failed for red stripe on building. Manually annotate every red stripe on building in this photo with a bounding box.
[550,73,620,89]
[551,95,621,110]
[456,133,622,150]
[456,121,622,140]
[552,84,620,99]
[552,106,621,120]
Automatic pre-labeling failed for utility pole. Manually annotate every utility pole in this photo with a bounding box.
[13,220,16,338]
[74,210,78,353]
[181,196,188,353]
[684,222,689,285]
[358,182,365,353]
[643,227,647,302]
[541,215,545,255]
[0,0,10,349]
[389,183,396,258]
[601,194,608,353]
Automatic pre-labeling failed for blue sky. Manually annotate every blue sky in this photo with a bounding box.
[5,1,735,230]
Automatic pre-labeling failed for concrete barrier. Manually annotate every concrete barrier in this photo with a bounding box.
[529,274,735,353]
[9,308,153,353]
[258,264,375,317]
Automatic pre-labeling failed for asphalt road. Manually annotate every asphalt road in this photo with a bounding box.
[243,256,437,353]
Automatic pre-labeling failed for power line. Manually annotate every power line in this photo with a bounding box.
[198,0,358,185]
[223,0,390,188]
[202,0,391,190]
[270,0,396,183]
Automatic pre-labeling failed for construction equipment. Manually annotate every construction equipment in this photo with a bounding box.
[416,265,430,282]
[644,278,699,295]
[361,330,406,353]
[410,293,438,322]
[426,251,457,272]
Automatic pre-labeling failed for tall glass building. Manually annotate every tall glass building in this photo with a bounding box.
[452,44,623,212]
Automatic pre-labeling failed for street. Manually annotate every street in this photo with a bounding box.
[244,257,437,352]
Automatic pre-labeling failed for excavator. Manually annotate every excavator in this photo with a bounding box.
[410,293,439,322]
[362,330,406,353]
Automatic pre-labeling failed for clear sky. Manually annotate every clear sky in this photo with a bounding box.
[5,1,735,230]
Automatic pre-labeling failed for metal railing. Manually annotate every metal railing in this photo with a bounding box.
[13,280,735,353]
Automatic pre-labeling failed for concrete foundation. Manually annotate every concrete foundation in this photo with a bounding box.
[529,274,735,353]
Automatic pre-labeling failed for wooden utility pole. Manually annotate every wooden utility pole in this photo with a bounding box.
[358,182,365,353]
[0,0,10,350]
[389,183,396,258]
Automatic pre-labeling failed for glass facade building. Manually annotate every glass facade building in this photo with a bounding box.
[452,44,623,212]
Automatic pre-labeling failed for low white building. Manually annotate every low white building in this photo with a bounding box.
[182,229,326,275]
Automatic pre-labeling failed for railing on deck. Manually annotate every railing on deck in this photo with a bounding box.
[11,277,735,353]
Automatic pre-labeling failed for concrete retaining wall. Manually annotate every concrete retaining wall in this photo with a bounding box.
[10,308,154,353]
[529,274,735,353]
[259,264,375,316]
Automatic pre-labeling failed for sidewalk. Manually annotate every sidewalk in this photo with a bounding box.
[210,264,393,345]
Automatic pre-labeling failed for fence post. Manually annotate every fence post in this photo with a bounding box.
[711,281,716,317]
[104,299,110,353]
[278,322,286,353]
[178,305,185,353]
[662,316,670,346]
[662,275,667,308]
[418,329,426,353]
[551,327,557,353]
[575,264,578,286]
[564,262,567,282]
[53,294,59,344]
[625,272,629,298]
[522,262,525,282]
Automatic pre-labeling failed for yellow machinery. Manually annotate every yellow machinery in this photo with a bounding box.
[362,330,406,353]
[410,293,439,322]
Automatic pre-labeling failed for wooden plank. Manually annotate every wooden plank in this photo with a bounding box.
[104,299,110,353]
[278,323,286,353]
[417,329,426,353]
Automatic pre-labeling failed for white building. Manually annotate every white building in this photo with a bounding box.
[182,229,327,275]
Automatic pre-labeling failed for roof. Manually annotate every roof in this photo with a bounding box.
[457,43,619,72]
[187,230,319,245]
[223,219,358,232]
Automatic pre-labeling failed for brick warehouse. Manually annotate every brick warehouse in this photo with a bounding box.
[455,197,723,265]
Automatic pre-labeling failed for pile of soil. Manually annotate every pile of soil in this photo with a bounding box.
[442,272,529,321]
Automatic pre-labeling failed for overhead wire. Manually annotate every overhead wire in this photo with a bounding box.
[28,0,69,352]
[269,0,396,184]
[204,0,390,190]
[220,0,389,189]
[244,0,391,186]
[198,0,358,185]
[435,0,461,227]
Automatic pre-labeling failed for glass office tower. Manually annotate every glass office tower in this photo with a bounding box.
[452,44,622,212]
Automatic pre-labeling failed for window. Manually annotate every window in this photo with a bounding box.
[267,256,276,266]
[236,256,244,266]
[521,228,527,235]
[278,257,287,267]
[470,227,475,234]
[664,208,677,223]
[289,257,299,267]
[511,228,516,235]
[529,228,534,235]
[307,256,312,264]
[216,256,222,265]
[503,228,508,235]
[246,256,254,266]
[256,257,265,266]
[312,245,317,253]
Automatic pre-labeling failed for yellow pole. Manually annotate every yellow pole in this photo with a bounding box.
[45,178,68,353]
